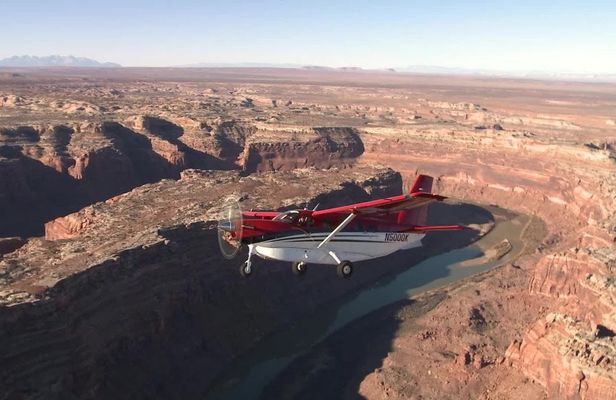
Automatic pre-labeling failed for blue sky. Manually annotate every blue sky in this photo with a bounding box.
[1,0,615,73]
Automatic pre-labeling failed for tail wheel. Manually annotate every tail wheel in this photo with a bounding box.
[337,260,353,279]
[239,261,252,278]
[292,261,308,276]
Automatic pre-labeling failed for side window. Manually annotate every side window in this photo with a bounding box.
[298,216,314,226]
[274,211,300,224]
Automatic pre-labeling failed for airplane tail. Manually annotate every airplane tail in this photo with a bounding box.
[400,174,434,225]
[409,174,434,195]
[398,174,464,231]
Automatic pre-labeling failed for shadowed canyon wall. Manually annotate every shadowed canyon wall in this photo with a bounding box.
[0,119,364,237]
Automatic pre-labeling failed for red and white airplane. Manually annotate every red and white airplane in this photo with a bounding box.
[217,175,465,278]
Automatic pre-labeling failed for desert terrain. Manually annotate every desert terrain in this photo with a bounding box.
[1,67,615,399]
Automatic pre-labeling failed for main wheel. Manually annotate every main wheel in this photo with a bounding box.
[337,260,353,279]
[239,261,253,278]
[292,261,308,276]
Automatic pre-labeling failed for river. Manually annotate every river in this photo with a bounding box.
[206,207,530,399]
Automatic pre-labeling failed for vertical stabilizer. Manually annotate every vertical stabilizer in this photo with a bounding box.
[409,174,433,194]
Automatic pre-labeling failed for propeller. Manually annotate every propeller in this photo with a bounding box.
[217,199,244,259]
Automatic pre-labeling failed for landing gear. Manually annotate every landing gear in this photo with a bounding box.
[327,250,353,279]
[292,261,308,276]
[239,245,254,278]
[337,260,353,279]
[239,260,252,277]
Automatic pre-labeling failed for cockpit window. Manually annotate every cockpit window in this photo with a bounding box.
[273,210,300,224]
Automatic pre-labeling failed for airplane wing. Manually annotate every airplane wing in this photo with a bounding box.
[311,192,445,217]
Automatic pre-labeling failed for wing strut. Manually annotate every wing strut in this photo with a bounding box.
[317,212,356,249]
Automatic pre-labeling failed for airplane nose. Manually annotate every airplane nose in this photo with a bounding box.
[218,221,234,231]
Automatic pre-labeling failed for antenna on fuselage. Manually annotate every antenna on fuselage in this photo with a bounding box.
[303,202,320,211]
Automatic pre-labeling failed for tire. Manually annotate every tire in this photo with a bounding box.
[337,260,353,279]
[292,261,308,276]
[239,261,252,278]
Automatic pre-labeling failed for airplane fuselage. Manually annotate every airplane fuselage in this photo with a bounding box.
[250,231,425,265]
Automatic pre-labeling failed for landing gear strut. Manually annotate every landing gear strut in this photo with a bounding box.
[240,260,252,277]
[292,261,308,276]
[337,260,353,279]
[239,245,255,278]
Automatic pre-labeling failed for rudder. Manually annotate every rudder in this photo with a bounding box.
[409,174,433,194]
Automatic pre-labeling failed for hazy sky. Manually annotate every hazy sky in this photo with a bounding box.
[2,0,615,73]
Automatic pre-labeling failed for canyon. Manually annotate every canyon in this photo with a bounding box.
[1,68,615,399]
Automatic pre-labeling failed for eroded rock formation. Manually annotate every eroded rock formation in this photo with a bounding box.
[240,126,364,172]
[355,112,616,398]
[0,167,409,399]
[0,118,364,237]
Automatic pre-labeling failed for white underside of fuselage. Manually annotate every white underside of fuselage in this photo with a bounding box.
[250,232,425,265]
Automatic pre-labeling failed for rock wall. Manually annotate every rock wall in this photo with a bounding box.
[0,119,366,238]
[506,314,616,399]
[0,123,181,237]
[1,168,412,399]
[359,128,616,398]
[239,126,364,172]
[241,141,357,173]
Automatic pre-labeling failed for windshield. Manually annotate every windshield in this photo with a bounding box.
[273,211,300,224]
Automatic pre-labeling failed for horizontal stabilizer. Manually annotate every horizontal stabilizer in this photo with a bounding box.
[409,224,467,232]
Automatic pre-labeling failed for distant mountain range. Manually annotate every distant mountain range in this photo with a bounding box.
[0,55,121,67]
[1,56,613,82]
[173,62,397,73]
[397,65,616,82]
[172,62,302,68]
[172,62,615,81]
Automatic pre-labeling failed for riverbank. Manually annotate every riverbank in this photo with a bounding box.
[259,207,546,399]
[207,205,544,399]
